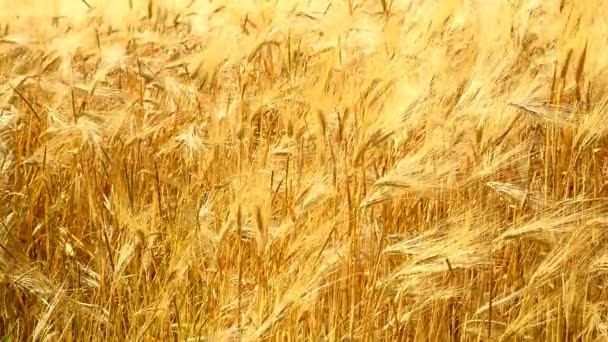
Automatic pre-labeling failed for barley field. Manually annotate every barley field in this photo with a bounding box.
[1,0,608,341]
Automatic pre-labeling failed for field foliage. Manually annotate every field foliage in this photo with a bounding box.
[1,0,608,340]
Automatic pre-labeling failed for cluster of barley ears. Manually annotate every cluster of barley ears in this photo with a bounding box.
[1,0,608,341]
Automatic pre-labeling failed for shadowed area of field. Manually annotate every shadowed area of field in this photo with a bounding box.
[1,0,608,341]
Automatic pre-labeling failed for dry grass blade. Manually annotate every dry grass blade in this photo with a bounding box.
[32,287,65,342]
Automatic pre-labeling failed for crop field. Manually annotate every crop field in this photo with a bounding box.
[1,0,608,341]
